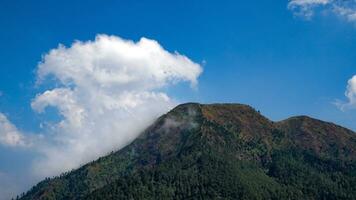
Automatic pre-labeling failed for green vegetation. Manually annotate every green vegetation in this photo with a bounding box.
[19,103,356,200]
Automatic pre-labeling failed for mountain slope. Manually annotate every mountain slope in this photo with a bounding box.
[20,103,356,200]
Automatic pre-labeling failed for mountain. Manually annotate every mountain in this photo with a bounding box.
[19,103,356,200]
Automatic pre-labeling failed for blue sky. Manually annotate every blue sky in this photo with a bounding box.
[1,0,356,198]
[1,0,356,130]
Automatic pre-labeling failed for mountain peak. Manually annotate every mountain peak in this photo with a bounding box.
[20,103,356,200]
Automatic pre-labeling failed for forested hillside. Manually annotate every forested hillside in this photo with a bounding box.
[20,103,356,200]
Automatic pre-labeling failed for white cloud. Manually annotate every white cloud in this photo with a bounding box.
[335,75,356,110]
[0,113,27,147]
[28,34,202,178]
[288,0,356,22]
[288,0,330,19]
[333,5,356,22]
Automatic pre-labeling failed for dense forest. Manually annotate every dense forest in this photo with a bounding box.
[19,103,356,199]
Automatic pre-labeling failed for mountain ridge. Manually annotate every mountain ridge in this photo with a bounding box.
[19,103,356,200]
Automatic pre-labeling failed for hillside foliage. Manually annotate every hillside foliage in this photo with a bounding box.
[19,103,356,200]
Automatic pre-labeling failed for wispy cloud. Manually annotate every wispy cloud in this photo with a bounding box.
[0,172,20,200]
[288,0,330,19]
[0,113,28,147]
[333,4,356,22]
[288,0,356,23]
[335,75,356,111]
